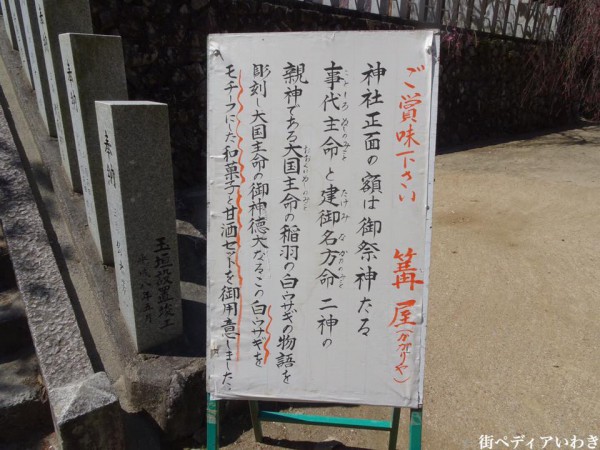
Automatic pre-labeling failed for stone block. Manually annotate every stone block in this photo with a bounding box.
[35,0,93,192]
[21,0,56,136]
[0,82,124,450]
[96,101,183,352]
[49,372,124,450]
[0,0,17,49]
[60,33,128,265]
[114,356,206,439]
[7,0,33,86]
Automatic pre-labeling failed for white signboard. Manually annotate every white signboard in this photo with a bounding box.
[207,30,439,408]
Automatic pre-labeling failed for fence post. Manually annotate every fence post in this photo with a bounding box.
[465,0,476,29]
[490,0,502,34]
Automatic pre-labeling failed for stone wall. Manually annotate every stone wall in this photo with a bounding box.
[437,31,571,146]
[90,0,573,189]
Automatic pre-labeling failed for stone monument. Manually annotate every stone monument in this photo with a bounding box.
[20,0,56,136]
[0,0,17,50]
[7,0,33,86]
[96,100,183,352]
[35,0,92,192]
[60,33,128,265]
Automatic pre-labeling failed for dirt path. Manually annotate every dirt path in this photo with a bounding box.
[211,126,600,450]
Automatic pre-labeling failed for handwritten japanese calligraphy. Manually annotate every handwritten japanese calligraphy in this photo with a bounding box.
[208,31,438,408]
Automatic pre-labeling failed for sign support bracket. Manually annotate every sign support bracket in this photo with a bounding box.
[206,394,422,450]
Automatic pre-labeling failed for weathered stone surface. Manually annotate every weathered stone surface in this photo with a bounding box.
[0,80,92,390]
[0,90,123,449]
[0,28,205,443]
[0,349,52,441]
[0,0,17,49]
[50,372,124,450]
[35,0,93,193]
[114,356,206,439]
[0,222,52,441]
[60,33,128,265]
[7,0,33,86]
[96,101,183,352]
[20,0,56,136]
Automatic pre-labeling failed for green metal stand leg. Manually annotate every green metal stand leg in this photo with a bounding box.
[388,408,401,450]
[207,394,220,450]
[239,401,421,449]
[409,408,423,450]
[249,401,264,443]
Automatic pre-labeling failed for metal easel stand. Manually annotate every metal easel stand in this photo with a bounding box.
[206,394,422,450]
